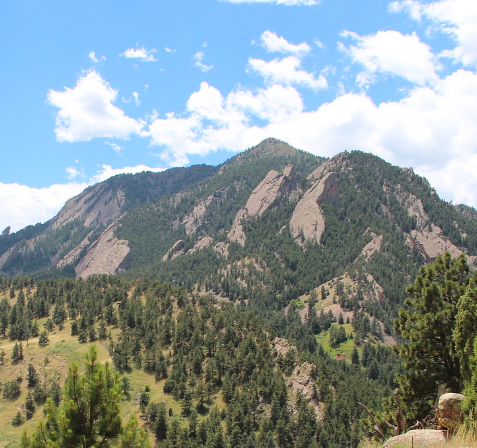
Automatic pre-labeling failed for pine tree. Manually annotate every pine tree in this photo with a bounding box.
[154,402,168,441]
[27,364,38,388]
[181,387,193,415]
[21,346,123,447]
[38,330,49,347]
[118,414,151,448]
[394,252,473,420]
[351,346,360,365]
[25,392,36,419]
[11,411,23,427]
[12,342,19,361]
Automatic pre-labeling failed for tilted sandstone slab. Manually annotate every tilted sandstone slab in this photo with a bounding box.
[290,172,338,246]
[358,232,383,262]
[75,223,129,279]
[56,232,94,270]
[229,165,298,246]
[394,190,477,266]
[52,185,126,229]
[187,236,214,254]
[162,240,185,262]
[182,195,214,235]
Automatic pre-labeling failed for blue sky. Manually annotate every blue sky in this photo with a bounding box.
[1,0,477,232]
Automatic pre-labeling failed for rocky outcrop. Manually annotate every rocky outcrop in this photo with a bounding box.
[229,165,298,246]
[290,171,338,247]
[75,224,129,279]
[395,190,477,266]
[358,232,383,262]
[383,429,446,448]
[56,232,94,270]
[273,337,298,358]
[437,393,465,430]
[228,210,247,246]
[0,245,17,271]
[1,226,10,237]
[288,362,324,421]
[188,236,214,255]
[52,185,126,229]
[214,242,229,258]
[273,338,324,420]
[182,195,214,235]
[407,228,463,263]
[162,240,185,261]
[161,237,215,262]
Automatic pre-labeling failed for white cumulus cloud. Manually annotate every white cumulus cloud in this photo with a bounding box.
[92,164,165,183]
[248,56,328,90]
[259,31,311,56]
[340,30,438,86]
[47,70,144,142]
[0,182,88,233]
[0,162,168,232]
[229,84,304,122]
[390,0,477,67]
[120,47,157,62]
[145,67,477,209]
[148,82,305,164]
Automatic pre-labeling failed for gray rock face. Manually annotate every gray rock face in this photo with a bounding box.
[1,226,11,236]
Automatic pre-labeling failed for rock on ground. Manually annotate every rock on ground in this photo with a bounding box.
[383,429,446,448]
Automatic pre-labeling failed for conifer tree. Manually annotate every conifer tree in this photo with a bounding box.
[394,252,473,419]
[38,330,49,347]
[21,345,131,448]
[24,392,35,420]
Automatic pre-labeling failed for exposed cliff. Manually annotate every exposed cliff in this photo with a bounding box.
[290,171,338,246]
[229,164,299,245]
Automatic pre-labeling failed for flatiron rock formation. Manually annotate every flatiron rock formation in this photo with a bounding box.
[290,171,338,246]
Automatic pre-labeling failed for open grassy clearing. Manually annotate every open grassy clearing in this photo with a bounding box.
[316,323,356,361]
[0,319,226,447]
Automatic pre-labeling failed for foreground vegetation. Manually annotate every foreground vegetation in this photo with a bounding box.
[0,275,397,447]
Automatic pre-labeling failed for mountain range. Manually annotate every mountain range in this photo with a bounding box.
[2,138,477,337]
[3,138,477,447]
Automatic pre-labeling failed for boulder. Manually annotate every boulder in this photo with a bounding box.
[383,429,446,448]
[437,393,465,430]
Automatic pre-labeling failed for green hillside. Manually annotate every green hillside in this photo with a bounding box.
[0,275,396,448]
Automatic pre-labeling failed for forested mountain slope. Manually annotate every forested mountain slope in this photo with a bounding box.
[1,138,477,343]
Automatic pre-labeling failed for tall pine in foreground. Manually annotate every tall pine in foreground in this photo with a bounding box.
[394,252,474,421]
[21,345,150,448]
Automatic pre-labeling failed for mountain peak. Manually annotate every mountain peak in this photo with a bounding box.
[220,138,304,170]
